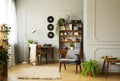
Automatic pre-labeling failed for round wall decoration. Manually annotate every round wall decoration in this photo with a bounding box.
[47,16,54,23]
[47,24,54,31]
[48,32,54,38]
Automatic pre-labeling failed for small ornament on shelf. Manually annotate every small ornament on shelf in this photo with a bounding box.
[69,23,72,30]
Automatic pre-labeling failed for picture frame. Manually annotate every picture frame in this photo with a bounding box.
[47,16,54,23]
[47,32,54,38]
[47,24,54,31]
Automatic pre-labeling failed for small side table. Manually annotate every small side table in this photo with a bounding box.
[101,56,120,78]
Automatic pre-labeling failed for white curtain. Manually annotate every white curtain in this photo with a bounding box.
[0,0,17,66]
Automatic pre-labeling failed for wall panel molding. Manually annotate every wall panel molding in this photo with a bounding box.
[93,47,120,60]
[92,0,120,43]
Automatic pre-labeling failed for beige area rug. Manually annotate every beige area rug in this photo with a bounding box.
[17,66,61,80]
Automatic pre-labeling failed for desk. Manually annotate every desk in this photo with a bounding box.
[28,45,54,64]
[101,56,120,78]
[41,46,54,62]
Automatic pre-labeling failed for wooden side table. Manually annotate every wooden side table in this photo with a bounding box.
[101,56,120,78]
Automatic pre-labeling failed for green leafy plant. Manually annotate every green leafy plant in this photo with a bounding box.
[2,24,11,48]
[28,39,34,44]
[0,49,8,69]
[69,43,75,47]
[2,24,11,35]
[82,59,99,77]
[56,18,66,34]
[0,23,11,71]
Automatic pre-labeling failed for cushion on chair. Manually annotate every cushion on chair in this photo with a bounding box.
[66,50,80,59]
[60,58,77,63]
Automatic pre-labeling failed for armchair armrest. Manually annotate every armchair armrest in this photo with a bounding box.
[59,50,67,58]
[75,54,81,62]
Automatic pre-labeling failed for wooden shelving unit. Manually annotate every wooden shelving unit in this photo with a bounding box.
[59,21,83,52]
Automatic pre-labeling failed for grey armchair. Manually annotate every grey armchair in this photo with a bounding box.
[59,50,82,74]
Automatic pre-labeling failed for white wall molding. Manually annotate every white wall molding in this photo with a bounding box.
[93,47,120,60]
[92,0,120,43]
[86,0,120,72]
[92,0,98,42]
[87,43,120,45]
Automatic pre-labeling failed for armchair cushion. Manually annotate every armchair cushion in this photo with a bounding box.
[60,58,77,62]
[66,50,80,59]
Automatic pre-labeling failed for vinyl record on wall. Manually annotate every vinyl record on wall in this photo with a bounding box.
[47,16,54,23]
[47,24,54,31]
[48,32,54,38]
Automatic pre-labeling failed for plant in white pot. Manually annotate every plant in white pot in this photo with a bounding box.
[69,43,75,50]
[28,39,34,44]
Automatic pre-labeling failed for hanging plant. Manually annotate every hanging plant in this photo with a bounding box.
[56,18,66,34]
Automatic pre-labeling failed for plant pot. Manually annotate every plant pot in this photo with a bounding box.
[0,26,3,31]
[87,71,92,77]
[69,47,74,50]
[60,26,65,30]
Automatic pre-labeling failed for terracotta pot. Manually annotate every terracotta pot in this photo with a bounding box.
[0,26,3,31]
[87,71,92,77]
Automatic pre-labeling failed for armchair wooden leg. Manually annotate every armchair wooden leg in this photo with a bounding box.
[78,60,82,72]
[46,53,47,64]
[79,64,82,72]
[76,63,78,74]
[59,63,62,72]
[40,56,41,65]
[64,63,66,70]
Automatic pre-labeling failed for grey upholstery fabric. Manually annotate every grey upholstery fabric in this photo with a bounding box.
[60,59,77,62]
[66,50,80,59]
[60,50,80,63]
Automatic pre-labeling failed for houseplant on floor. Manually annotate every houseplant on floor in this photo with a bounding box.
[69,43,75,50]
[81,59,99,77]
[0,23,11,78]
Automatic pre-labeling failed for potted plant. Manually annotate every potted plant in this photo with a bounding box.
[56,18,66,34]
[82,59,99,77]
[0,23,11,76]
[69,43,75,50]
[28,39,34,44]
[0,60,5,72]
[0,49,8,69]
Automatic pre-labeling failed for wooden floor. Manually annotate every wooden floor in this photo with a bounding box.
[5,62,120,81]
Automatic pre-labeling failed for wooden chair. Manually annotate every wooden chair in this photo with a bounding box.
[36,45,47,64]
[59,50,82,74]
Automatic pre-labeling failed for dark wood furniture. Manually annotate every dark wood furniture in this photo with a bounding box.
[59,50,82,74]
[36,45,47,64]
[59,22,83,59]
[41,46,54,62]
[101,56,120,78]
[28,45,54,64]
